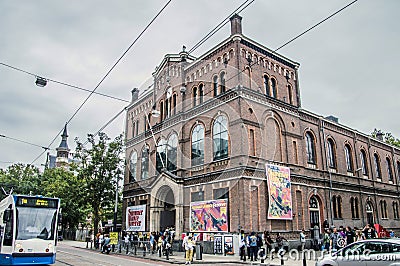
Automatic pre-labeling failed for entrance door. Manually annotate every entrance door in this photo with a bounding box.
[309,196,321,238]
[366,201,374,225]
[160,210,176,232]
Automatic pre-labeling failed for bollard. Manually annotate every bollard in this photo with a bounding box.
[143,243,146,257]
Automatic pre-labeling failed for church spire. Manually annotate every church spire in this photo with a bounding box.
[56,123,70,162]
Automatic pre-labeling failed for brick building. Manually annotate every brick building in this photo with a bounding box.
[123,14,400,238]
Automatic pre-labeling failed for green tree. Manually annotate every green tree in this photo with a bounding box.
[74,132,123,235]
[41,167,88,230]
[371,129,400,148]
[0,163,41,196]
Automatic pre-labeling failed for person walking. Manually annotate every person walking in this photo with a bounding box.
[345,226,355,245]
[239,230,246,261]
[300,229,307,251]
[322,229,330,251]
[249,232,258,261]
[330,227,340,252]
[184,236,195,265]
[264,231,273,258]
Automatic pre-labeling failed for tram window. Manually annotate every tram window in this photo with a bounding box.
[4,206,13,246]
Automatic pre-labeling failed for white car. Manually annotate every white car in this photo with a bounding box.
[316,238,400,266]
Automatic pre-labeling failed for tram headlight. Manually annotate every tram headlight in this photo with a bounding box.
[15,242,23,252]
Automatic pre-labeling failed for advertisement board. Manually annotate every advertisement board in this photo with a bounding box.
[126,204,146,231]
[190,199,228,232]
[266,164,293,220]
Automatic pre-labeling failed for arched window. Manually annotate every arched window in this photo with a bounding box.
[386,157,394,182]
[172,94,177,115]
[220,72,226,93]
[327,138,336,168]
[141,145,149,180]
[132,121,136,138]
[213,75,218,97]
[380,200,388,219]
[160,101,164,122]
[373,153,381,179]
[271,78,277,98]
[129,151,137,183]
[393,202,399,219]
[360,149,368,176]
[263,75,270,96]
[193,87,198,107]
[344,144,353,172]
[355,197,359,218]
[350,197,360,219]
[305,132,316,165]
[199,84,204,104]
[213,115,229,161]
[191,124,205,166]
[167,133,178,171]
[397,161,400,182]
[287,84,293,104]
[156,139,166,174]
[332,195,342,219]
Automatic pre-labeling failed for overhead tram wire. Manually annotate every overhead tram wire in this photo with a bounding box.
[73,0,358,145]
[77,0,256,146]
[82,106,127,147]
[215,0,360,92]
[30,0,173,165]
[188,0,255,54]
[0,134,52,151]
[0,62,129,103]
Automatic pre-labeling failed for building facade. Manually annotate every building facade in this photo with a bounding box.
[123,15,400,238]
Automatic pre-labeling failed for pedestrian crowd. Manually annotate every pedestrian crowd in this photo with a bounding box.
[237,224,396,262]
[239,230,288,262]
[322,224,395,252]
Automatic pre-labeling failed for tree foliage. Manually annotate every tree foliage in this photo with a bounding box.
[74,132,124,235]
[0,163,88,231]
[40,167,88,230]
[371,129,400,148]
[0,164,41,195]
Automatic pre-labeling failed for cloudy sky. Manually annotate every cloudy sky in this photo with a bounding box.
[0,0,398,169]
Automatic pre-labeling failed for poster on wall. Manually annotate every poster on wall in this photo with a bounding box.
[266,164,293,220]
[190,199,228,232]
[126,205,146,231]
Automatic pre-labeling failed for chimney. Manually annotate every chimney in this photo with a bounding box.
[230,14,242,36]
[131,88,139,102]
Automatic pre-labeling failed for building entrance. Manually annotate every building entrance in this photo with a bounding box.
[366,201,374,225]
[155,186,176,232]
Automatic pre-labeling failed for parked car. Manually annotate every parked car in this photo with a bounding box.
[316,238,400,266]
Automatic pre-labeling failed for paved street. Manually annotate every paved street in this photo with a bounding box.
[57,240,318,265]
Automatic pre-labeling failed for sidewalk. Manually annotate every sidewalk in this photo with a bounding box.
[60,240,318,265]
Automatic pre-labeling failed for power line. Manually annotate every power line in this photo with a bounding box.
[46,0,357,153]
[218,0,359,92]
[30,0,173,165]
[0,134,51,150]
[274,0,358,52]
[188,0,255,54]
[0,62,129,103]
[82,107,127,146]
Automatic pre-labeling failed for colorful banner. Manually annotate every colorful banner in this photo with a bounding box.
[126,205,146,231]
[266,164,293,220]
[190,199,228,232]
